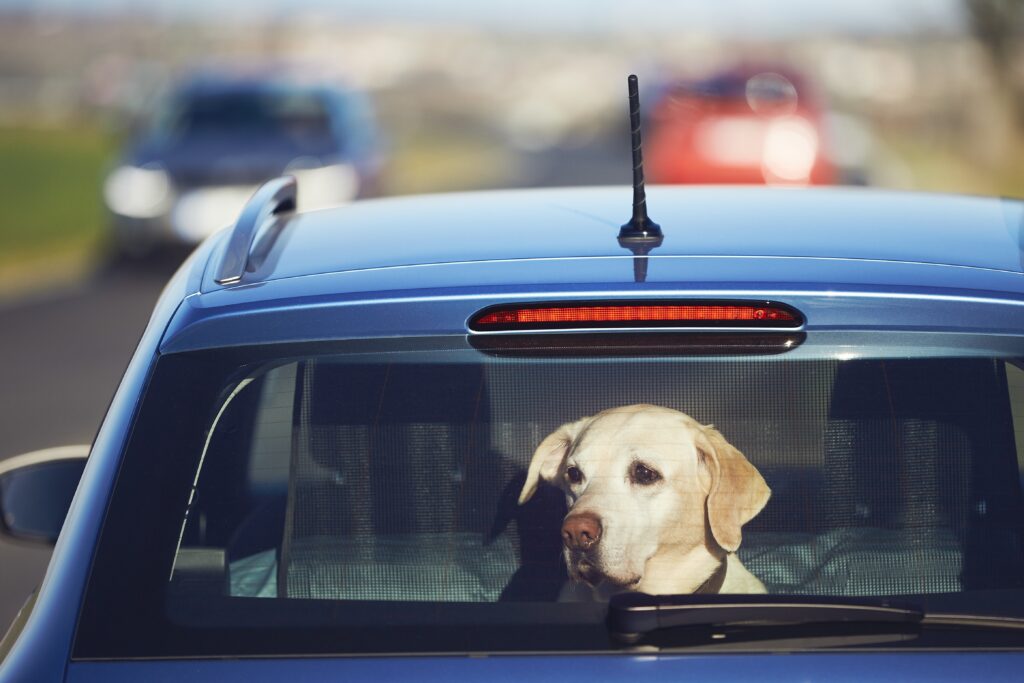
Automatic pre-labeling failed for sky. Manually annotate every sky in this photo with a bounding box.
[0,0,966,36]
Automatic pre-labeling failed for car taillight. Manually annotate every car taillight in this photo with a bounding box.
[469,301,803,331]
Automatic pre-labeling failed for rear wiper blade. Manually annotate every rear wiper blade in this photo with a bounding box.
[608,593,923,644]
[921,613,1024,631]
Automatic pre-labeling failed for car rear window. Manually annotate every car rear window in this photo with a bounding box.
[74,334,1024,658]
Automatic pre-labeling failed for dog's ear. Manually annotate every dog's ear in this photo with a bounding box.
[698,426,771,552]
[518,417,589,505]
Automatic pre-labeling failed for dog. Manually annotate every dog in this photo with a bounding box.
[518,404,770,597]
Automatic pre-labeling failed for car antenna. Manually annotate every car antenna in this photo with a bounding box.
[617,74,663,284]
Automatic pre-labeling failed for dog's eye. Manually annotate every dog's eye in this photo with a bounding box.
[631,461,662,486]
[565,466,584,485]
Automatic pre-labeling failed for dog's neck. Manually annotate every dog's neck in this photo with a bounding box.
[637,539,728,595]
[694,558,728,594]
[575,549,729,601]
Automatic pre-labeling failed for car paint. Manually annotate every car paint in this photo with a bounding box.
[158,186,1024,351]
[0,446,89,543]
[201,187,1024,284]
[60,652,1024,683]
[4,185,1024,681]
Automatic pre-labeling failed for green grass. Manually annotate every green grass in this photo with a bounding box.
[877,132,1024,199]
[0,126,113,271]
[383,128,519,196]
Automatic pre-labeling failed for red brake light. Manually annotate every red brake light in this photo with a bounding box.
[470,301,802,331]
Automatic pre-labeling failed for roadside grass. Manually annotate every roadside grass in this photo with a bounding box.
[383,128,519,196]
[0,125,114,293]
[876,133,1024,199]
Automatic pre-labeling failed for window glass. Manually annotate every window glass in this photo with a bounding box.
[75,336,1024,658]
[1005,363,1024,476]
[158,90,333,140]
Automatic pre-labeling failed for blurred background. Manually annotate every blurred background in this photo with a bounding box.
[0,0,1022,630]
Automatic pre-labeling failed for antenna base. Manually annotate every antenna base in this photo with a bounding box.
[617,217,663,244]
[617,224,662,284]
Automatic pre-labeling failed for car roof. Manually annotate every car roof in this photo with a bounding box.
[205,185,1024,287]
[151,185,1024,353]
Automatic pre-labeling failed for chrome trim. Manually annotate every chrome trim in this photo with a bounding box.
[214,176,297,285]
[0,445,89,477]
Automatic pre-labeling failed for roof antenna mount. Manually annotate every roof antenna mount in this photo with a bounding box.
[617,74,662,282]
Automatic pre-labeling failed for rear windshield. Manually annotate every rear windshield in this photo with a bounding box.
[75,334,1024,658]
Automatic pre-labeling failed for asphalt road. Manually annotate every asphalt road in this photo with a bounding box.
[0,256,178,632]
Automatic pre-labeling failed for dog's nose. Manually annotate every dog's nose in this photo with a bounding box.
[562,512,602,550]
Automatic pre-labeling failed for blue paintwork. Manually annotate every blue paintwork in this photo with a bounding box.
[156,187,1024,351]
[5,185,1024,681]
[163,282,1024,353]
[61,652,1024,683]
[209,186,1024,288]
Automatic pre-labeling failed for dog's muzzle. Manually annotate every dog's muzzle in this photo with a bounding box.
[562,512,642,589]
[562,512,602,551]
[562,512,605,585]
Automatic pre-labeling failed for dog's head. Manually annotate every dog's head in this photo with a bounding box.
[518,404,770,590]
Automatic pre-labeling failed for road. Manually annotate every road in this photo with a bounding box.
[0,141,626,633]
[0,256,177,631]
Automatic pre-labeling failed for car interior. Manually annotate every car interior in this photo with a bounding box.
[171,350,1024,606]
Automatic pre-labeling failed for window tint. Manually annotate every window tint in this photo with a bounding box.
[75,337,1024,658]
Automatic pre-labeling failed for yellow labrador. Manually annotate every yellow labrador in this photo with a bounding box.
[519,404,770,598]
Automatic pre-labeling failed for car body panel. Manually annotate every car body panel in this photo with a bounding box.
[163,275,1024,353]
[198,186,1024,287]
[159,186,1024,351]
[63,652,1024,683]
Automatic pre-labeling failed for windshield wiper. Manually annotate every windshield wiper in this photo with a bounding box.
[608,593,1024,648]
[608,593,922,644]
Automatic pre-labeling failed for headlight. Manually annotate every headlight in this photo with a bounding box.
[762,116,819,183]
[172,186,256,244]
[289,163,359,210]
[696,116,764,166]
[103,165,172,219]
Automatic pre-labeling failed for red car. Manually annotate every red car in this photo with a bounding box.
[647,68,835,185]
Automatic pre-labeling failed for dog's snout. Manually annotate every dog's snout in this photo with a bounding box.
[562,512,602,550]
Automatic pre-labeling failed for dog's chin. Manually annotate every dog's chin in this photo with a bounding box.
[569,558,641,590]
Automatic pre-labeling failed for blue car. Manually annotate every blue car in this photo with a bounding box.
[3,175,1024,680]
[103,72,383,256]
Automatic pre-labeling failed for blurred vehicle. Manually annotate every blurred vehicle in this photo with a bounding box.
[646,67,836,185]
[103,72,383,256]
[4,173,1024,679]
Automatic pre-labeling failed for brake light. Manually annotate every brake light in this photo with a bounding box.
[470,301,802,331]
